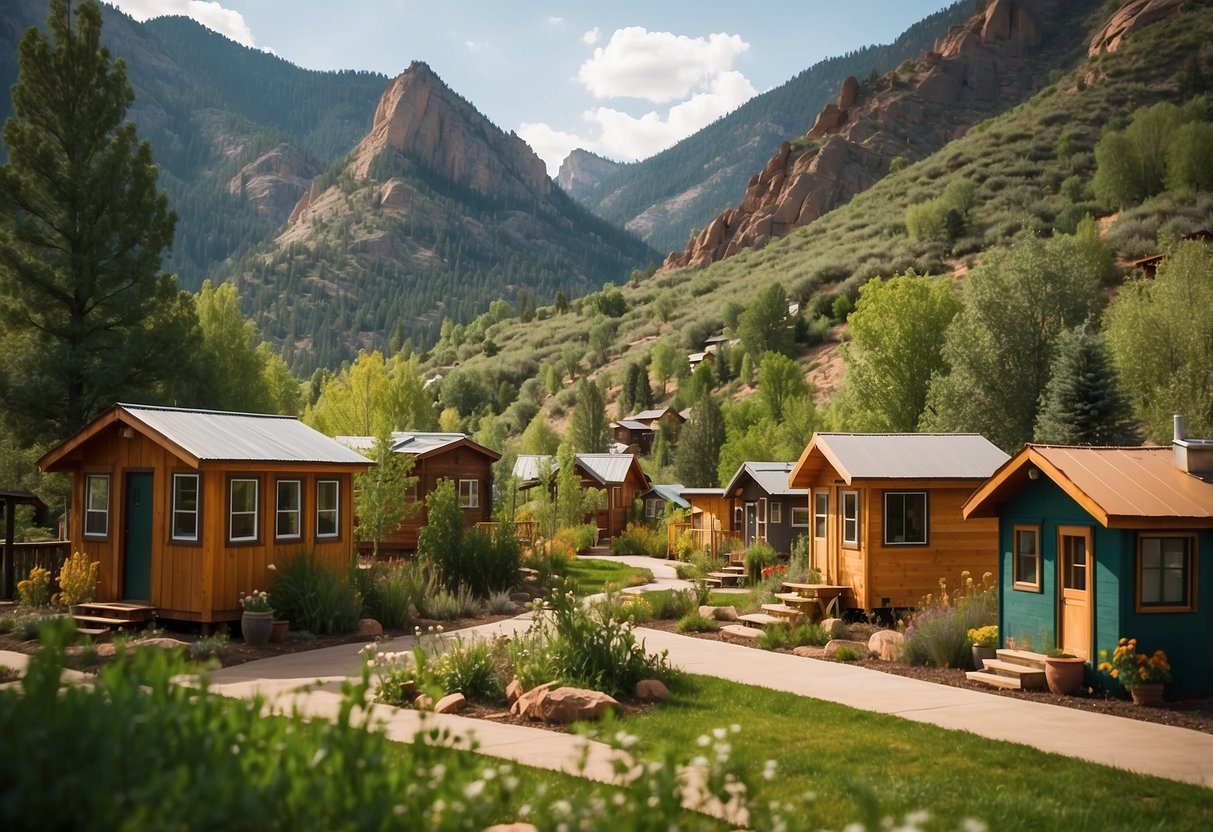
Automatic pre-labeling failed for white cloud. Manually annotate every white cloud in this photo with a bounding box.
[516,122,587,177]
[547,16,564,26]
[577,27,750,104]
[107,0,258,48]
[581,27,600,46]
[464,39,488,53]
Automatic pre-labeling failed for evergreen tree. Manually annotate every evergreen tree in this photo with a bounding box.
[650,428,672,469]
[674,391,725,488]
[354,427,418,558]
[569,378,610,453]
[1034,326,1139,446]
[631,360,654,411]
[0,0,192,444]
[620,362,640,416]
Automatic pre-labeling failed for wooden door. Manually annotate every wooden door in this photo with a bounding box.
[123,473,153,601]
[813,490,829,578]
[1057,525,1092,659]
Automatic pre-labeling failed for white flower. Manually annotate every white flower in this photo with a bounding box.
[763,759,778,781]
[963,820,988,832]
[696,734,710,747]
[463,780,485,799]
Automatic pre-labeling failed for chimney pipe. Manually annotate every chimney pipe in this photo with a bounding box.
[1173,414,1213,479]
[1174,414,1186,442]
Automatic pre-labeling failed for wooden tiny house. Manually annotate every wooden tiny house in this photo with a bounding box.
[338,433,500,553]
[514,453,650,540]
[38,404,371,624]
[788,433,1008,614]
[673,487,739,556]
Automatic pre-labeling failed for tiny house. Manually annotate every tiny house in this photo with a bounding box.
[674,487,739,555]
[963,420,1213,695]
[338,432,500,553]
[513,453,650,540]
[38,404,371,624]
[788,433,1007,614]
[722,462,808,556]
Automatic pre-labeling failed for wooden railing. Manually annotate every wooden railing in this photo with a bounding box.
[475,521,537,547]
[666,524,743,559]
[1,540,70,600]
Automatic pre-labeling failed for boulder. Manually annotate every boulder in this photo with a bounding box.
[357,618,383,637]
[820,618,847,639]
[823,639,871,659]
[634,679,670,703]
[868,630,905,662]
[700,605,739,622]
[413,694,434,710]
[505,678,525,705]
[838,75,860,110]
[535,687,620,724]
[791,646,820,658]
[1089,0,1182,56]
[434,692,466,714]
[509,681,556,717]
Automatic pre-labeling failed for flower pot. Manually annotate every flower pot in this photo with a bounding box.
[1044,655,1086,695]
[971,645,997,671]
[269,619,290,644]
[1130,682,1164,707]
[241,610,273,647]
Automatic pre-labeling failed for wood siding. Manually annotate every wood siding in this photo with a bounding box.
[373,448,495,552]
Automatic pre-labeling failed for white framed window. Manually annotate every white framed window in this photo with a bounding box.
[842,490,859,547]
[1013,524,1041,591]
[792,506,809,527]
[814,491,829,538]
[883,491,927,545]
[84,475,110,538]
[458,478,479,509]
[229,478,259,542]
[1138,534,1195,611]
[171,473,200,542]
[770,502,783,524]
[316,479,339,539]
[276,479,302,540]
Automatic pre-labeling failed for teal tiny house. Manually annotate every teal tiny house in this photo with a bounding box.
[963,421,1213,696]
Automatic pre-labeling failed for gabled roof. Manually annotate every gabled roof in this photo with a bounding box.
[40,404,371,471]
[790,432,1009,487]
[963,444,1213,528]
[627,407,683,423]
[642,483,689,509]
[513,452,648,488]
[337,432,500,462]
[612,419,652,432]
[723,462,804,497]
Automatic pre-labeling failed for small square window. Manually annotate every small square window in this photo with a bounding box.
[1138,535,1194,611]
[884,492,927,545]
[792,506,809,527]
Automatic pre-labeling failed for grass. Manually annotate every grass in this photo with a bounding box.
[614,674,1213,831]
[563,558,654,596]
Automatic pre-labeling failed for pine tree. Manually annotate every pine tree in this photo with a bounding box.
[1,0,195,443]
[1035,326,1139,446]
[674,391,725,488]
[631,361,654,411]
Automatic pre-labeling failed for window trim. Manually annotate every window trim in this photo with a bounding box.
[841,490,860,548]
[1136,533,1197,613]
[791,506,809,527]
[316,479,341,540]
[228,477,260,544]
[770,501,783,524]
[275,478,303,541]
[882,491,928,546]
[83,474,110,539]
[170,472,201,544]
[1012,523,1042,592]
[813,491,828,539]
[458,478,480,510]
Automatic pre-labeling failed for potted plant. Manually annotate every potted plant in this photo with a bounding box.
[1044,648,1086,696]
[1098,637,1173,706]
[968,625,998,670]
[239,590,274,647]
[54,550,100,613]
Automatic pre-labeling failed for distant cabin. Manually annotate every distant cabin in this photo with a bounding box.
[337,433,500,553]
[639,483,688,522]
[678,487,739,555]
[722,462,808,556]
[610,407,686,455]
[513,453,650,540]
[964,421,1213,695]
[789,433,1008,615]
[38,404,371,624]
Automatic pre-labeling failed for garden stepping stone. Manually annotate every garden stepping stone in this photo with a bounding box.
[434,693,466,714]
[720,624,765,640]
[823,639,872,658]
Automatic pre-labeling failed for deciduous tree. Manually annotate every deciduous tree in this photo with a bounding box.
[569,378,610,453]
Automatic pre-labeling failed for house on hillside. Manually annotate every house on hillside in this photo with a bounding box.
[963,418,1213,695]
[337,432,500,553]
[610,407,686,455]
[513,453,650,540]
[721,462,808,556]
[38,404,371,624]
[788,433,1008,616]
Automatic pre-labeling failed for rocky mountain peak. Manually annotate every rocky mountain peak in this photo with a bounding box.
[1088,0,1183,56]
[556,149,622,199]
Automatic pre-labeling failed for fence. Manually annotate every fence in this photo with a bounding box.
[2,540,71,601]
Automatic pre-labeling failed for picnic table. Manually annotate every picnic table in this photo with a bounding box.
[779,582,851,620]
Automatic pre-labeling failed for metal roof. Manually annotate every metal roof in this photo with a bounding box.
[337,432,497,460]
[120,404,371,464]
[513,452,641,486]
[643,483,689,509]
[613,419,652,432]
[966,445,1213,526]
[630,407,678,422]
[792,433,1009,486]
[724,462,805,496]
[513,454,552,484]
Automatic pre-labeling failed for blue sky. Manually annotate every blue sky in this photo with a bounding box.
[108,1,956,173]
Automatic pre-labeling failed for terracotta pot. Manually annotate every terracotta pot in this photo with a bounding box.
[269,619,290,644]
[241,610,273,647]
[1130,682,1165,707]
[971,645,997,670]
[1044,655,1086,695]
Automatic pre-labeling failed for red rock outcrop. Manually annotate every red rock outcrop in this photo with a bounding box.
[664,0,1067,271]
[1088,0,1184,56]
[228,143,319,223]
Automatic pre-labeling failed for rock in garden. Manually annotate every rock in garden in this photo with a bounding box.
[137,637,190,651]
[821,618,847,639]
[434,692,466,714]
[535,687,620,724]
[868,629,905,661]
[357,618,383,637]
[509,681,556,717]
[823,639,871,659]
[634,679,670,702]
[510,592,531,603]
[791,646,820,658]
[505,678,524,705]
[701,605,738,621]
[413,693,434,710]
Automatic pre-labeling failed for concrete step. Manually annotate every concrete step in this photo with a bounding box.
[737,612,786,627]
[996,648,1048,670]
[720,624,765,639]
[965,670,1027,689]
[706,572,743,586]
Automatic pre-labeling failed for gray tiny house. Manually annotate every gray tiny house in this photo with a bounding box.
[722,462,808,556]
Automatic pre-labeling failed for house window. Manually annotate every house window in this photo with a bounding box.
[458,479,479,509]
[171,473,199,542]
[316,480,339,539]
[276,479,302,540]
[645,498,657,519]
[84,475,110,538]
[229,478,259,542]
[1012,524,1041,591]
[770,502,783,524]
[884,492,927,545]
[842,490,859,547]
[792,506,809,527]
[814,491,828,538]
[1139,535,1195,611]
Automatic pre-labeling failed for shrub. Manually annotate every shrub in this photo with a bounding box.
[756,625,789,651]
[676,613,719,633]
[17,566,51,609]
[554,523,597,554]
[367,561,417,630]
[14,612,59,640]
[612,523,665,556]
[789,622,831,648]
[187,632,229,663]
[646,589,697,621]
[902,572,997,668]
[832,645,866,662]
[485,590,515,614]
[743,542,780,583]
[54,551,99,607]
[269,552,361,635]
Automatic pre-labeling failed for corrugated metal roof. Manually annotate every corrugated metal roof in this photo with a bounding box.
[630,407,677,422]
[805,433,1008,483]
[337,432,488,458]
[122,404,371,464]
[513,452,640,486]
[513,454,553,484]
[724,462,805,496]
[644,483,689,508]
[680,487,725,497]
[614,419,652,432]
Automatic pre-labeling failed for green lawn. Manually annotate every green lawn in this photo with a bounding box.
[609,674,1213,831]
[563,557,654,595]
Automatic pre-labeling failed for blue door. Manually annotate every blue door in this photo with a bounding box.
[123,473,153,601]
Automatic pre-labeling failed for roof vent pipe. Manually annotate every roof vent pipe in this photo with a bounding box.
[1174,414,1186,442]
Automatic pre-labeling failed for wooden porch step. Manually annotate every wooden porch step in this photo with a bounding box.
[774,592,818,605]
[72,614,139,629]
[737,612,786,627]
[965,670,1029,689]
[761,603,804,620]
[76,626,109,637]
[996,648,1049,670]
[704,577,722,587]
[706,571,743,585]
[76,602,154,622]
[978,659,1047,688]
[720,624,765,639]
[721,566,745,574]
